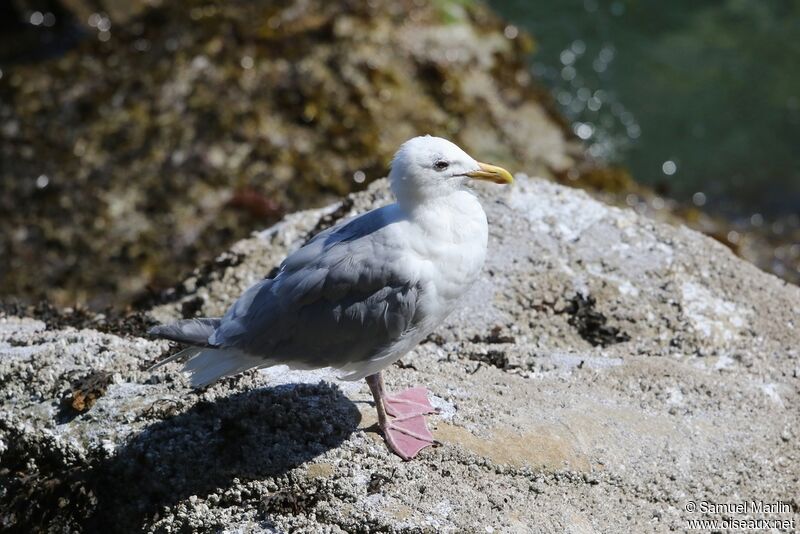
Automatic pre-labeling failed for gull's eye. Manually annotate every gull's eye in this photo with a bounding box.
[434,160,449,171]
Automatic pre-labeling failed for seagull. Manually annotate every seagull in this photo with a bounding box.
[149,136,513,460]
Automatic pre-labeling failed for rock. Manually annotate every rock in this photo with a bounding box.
[2,176,798,532]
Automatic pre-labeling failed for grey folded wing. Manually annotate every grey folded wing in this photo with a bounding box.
[210,208,423,370]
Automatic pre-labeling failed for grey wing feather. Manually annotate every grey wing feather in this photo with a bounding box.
[210,205,421,370]
[148,318,221,346]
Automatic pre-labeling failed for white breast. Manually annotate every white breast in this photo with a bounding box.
[407,190,489,317]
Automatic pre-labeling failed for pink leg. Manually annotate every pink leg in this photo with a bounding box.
[366,373,435,460]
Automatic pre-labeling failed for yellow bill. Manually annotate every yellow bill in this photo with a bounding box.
[466,162,514,184]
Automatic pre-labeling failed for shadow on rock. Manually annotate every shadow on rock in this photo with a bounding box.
[2,382,360,533]
[89,382,360,530]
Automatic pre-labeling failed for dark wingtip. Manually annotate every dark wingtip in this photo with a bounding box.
[148,324,165,337]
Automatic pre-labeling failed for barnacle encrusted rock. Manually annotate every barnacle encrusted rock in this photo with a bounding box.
[2,177,798,532]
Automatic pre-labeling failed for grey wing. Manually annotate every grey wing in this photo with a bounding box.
[210,207,422,370]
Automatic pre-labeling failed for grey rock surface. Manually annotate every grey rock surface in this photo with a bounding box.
[2,177,798,533]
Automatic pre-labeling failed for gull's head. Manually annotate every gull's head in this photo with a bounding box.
[389,136,513,206]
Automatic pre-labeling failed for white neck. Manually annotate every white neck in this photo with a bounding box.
[400,189,487,247]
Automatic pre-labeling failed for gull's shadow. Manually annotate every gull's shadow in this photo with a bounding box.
[83,382,360,531]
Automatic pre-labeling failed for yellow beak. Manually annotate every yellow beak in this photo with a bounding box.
[466,162,514,185]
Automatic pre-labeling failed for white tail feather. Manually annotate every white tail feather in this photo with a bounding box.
[182,348,267,387]
[148,346,202,372]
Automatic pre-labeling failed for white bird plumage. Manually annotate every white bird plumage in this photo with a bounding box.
[149,135,513,459]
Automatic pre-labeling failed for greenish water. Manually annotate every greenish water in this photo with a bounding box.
[490,0,800,222]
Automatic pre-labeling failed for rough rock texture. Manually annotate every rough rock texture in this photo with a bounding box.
[2,177,799,533]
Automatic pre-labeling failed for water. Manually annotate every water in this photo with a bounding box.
[489,0,800,221]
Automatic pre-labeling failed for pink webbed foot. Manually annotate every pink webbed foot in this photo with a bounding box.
[383,387,437,418]
[366,375,438,461]
[383,414,435,461]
